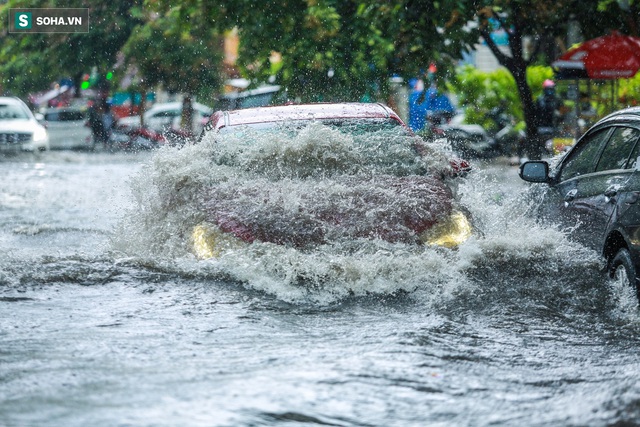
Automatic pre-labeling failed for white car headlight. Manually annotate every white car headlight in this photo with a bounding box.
[32,126,48,142]
[420,211,473,248]
[191,222,245,259]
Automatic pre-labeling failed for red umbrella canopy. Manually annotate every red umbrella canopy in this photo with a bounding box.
[552,31,640,79]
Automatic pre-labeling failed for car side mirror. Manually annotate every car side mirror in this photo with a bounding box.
[519,160,550,183]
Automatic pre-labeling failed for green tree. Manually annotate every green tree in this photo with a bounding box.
[223,1,479,102]
[0,0,143,97]
[212,1,378,102]
[390,0,629,157]
[597,0,639,37]
[153,0,458,101]
[448,65,523,131]
[122,4,224,128]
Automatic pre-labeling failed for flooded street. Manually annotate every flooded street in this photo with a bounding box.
[2,148,640,427]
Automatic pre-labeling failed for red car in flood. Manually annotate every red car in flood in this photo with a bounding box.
[191,102,473,258]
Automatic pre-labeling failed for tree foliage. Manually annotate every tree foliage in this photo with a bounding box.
[215,1,495,102]
[448,65,555,130]
[122,6,224,102]
[0,0,223,102]
[0,0,634,147]
[0,0,143,95]
[211,0,398,102]
[411,0,629,155]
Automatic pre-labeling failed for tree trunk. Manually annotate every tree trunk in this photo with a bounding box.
[181,93,194,134]
[480,26,542,159]
[139,88,147,128]
[509,63,541,159]
[73,72,83,98]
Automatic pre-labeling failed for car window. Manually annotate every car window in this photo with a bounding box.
[560,128,611,181]
[595,126,640,172]
[45,110,85,121]
[0,103,30,120]
[152,110,180,118]
[625,130,640,170]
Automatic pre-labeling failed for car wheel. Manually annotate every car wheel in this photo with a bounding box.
[609,248,640,304]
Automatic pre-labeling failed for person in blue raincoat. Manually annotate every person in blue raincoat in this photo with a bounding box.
[408,78,427,131]
[408,79,454,133]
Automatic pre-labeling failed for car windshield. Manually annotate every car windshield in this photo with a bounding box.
[0,103,30,120]
[218,117,411,137]
[204,116,449,181]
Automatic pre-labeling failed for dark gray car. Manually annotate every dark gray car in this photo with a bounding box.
[520,106,640,303]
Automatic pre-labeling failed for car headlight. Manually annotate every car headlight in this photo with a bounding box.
[420,211,473,248]
[191,222,245,259]
[32,126,48,142]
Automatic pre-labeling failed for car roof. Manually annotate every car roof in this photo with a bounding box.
[597,106,640,125]
[210,102,403,130]
[0,97,34,118]
[0,96,26,105]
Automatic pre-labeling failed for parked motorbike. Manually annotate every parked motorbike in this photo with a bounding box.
[87,121,167,151]
[421,110,500,159]
[487,106,526,158]
[162,127,196,146]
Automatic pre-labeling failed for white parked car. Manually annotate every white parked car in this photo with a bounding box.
[0,97,49,152]
[117,101,212,134]
[42,107,92,150]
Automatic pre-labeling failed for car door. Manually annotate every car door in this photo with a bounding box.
[610,128,640,246]
[549,125,640,250]
[44,108,91,149]
[147,109,180,131]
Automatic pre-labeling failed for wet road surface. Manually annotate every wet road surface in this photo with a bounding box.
[1,148,639,427]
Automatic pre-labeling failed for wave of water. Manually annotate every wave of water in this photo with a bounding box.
[4,143,640,427]
[108,124,633,318]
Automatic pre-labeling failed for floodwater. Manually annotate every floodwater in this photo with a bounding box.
[1,132,640,427]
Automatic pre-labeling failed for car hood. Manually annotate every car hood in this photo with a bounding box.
[0,119,40,133]
[203,175,454,247]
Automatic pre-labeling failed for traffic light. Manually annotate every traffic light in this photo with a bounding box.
[80,73,90,90]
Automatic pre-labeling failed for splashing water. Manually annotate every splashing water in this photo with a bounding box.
[113,123,607,307]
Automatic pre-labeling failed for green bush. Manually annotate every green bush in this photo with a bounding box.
[447,65,520,132]
[447,65,555,132]
[620,73,640,106]
[449,64,640,134]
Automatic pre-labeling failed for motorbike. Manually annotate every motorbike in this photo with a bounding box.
[487,106,526,158]
[86,121,167,151]
[109,124,167,151]
[421,110,500,159]
[162,127,196,146]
